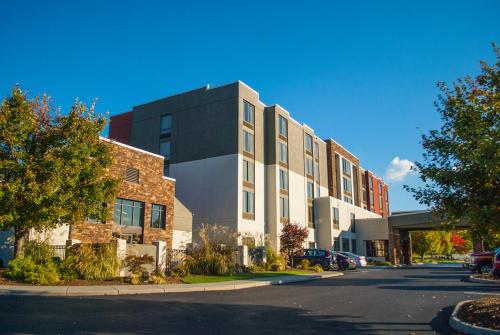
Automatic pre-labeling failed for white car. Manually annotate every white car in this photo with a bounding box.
[338,252,367,267]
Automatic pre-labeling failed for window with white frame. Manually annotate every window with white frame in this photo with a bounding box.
[343,176,353,194]
[305,133,313,152]
[279,169,288,190]
[243,159,254,184]
[243,190,254,214]
[342,158,351,176]
[307,181,314,199]
[278,115,288,137]
[243,100,254,125]
[280,196,289,219]
[279,142,288,163]
[243,131,254,154]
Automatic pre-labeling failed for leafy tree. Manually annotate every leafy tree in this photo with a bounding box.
[0,87,120,256]
[411,232,431,261]
[280,222,308,266]
[427,232,443,258]
[405,45,500,248]
[451,231,472,254]
[440,231,455,259]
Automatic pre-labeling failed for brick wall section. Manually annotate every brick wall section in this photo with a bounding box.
[109,112,133,145]
[70,140,175,248]
[325,140,361,200]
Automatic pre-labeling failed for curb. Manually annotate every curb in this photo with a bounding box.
[468,276,500,286]
[0,272,343,297]
[449,300,500,335]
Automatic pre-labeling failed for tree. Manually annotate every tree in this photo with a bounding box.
[0,87,120,256]
[451,231,472,254]
[411,232,431,261]
[440,231,455,259]
[405,44,500,247]
[280,222,308,266]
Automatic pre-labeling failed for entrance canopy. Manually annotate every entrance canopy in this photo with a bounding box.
[389,210,469,231]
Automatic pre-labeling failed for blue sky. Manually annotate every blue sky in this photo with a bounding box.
[1,1,499,211]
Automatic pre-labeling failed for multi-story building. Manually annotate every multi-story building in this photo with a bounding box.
[109,81,390,257]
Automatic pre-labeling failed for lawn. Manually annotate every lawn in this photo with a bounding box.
[181,270,313,284]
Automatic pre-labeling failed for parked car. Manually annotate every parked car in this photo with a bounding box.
[293,249,336,270]
[337,251,367,267]
[493,248,500,279]
[464,247,499,274]
[331,251,357,270]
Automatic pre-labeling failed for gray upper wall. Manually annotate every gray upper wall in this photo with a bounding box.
[130,83,241,164]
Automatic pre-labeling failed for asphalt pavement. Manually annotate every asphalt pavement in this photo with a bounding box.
[0,266,498,334]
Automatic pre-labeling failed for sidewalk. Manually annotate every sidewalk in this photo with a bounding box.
[0,272,343,297]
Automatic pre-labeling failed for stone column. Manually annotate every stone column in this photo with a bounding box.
[116,238,127,277]
[153,240,167,272]
[238,245,249,266]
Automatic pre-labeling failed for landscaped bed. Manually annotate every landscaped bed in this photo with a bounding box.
[456,296,500,331]
[180,270,312,284]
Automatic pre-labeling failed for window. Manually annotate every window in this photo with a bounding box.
[306,158,313,176]
[316,186,320,198]
[370,190,374,206]
[333,237,340,251]
[342,158,351,176]
[151,204,166,229]
[243,191,254,214]
[86,208,106,224]
[378,183,382,193]
[278,115,288,137]
[314,142,319,159]
[279,169,288,190]
[243,160,254,184]
[305,134,313,152]
[351,239,357,254]
[343,177,352,194]
[365,240,389,258]
[243,100,254,125]
[314,164,320,182]
[350,213,356,233]
[280,197,289,219]
[160,115,172,135]
[279,142,288,163]
[307,182,314,199]
[160,140,171,177]
[113,198,144,227]
[332,207,339,229]
[344,196,353,204]
[308,242,316,249]
[243,131,254,154]
[307,205,314,227]
[369,177,373,189]
[379,196,383,211]
[362,189,367,204]
[342,238,350,252]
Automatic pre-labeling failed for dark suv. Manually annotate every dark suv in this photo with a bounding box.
[293,249,336,270]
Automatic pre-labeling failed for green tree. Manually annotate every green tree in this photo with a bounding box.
[440,231,455,259]
[0,87,120,256]
[406,45,500,247]
[427,232,443,258]
[411,232,431,261]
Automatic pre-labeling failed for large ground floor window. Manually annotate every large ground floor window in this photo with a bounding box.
[113,198,144,227]
[365,240,389,258]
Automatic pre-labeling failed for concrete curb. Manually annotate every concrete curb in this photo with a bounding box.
[449,300,500,335]
[468,276,500,286]
[0,272,344,297]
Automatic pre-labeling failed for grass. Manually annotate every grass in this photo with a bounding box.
[181,270,312,284]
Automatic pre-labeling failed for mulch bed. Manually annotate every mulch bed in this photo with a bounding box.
[457,296,500,331]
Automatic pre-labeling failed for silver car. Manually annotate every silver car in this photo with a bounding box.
[337,252,367,267]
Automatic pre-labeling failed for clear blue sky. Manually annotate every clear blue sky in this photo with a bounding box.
[1,1,499,211]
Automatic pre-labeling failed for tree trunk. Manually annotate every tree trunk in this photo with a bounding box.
[14,227,29,257]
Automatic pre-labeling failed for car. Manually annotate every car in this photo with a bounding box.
[293,249,336,270]
[464,247,499,274]
[331,251,357,270]
[337,251,367,267]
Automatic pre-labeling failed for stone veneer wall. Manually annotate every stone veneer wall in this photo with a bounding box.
[70,140,175,248]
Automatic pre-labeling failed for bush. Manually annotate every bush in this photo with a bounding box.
[149,271,167,284]
[130,273,141,285]
[172,264,190,277]
[300,259,310,270]
[265,247,287,271]
[23,240,56,265]
[55,256,79,280]
[125,255,154,275]
[71,243,120,280]
[310,264,324,272]
[6,257,60,285]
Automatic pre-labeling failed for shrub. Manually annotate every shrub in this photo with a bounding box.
[56,256,79,280]
[310,264,324,273]
[130,273,141,285]
[23,240,55,265]
[72,243,120,280]
[265,247,287,271]
[149,271,167,284]
[172,264,190,277]
[125,255,154,275]
[5,257,60,285]
[300,259,310,270]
